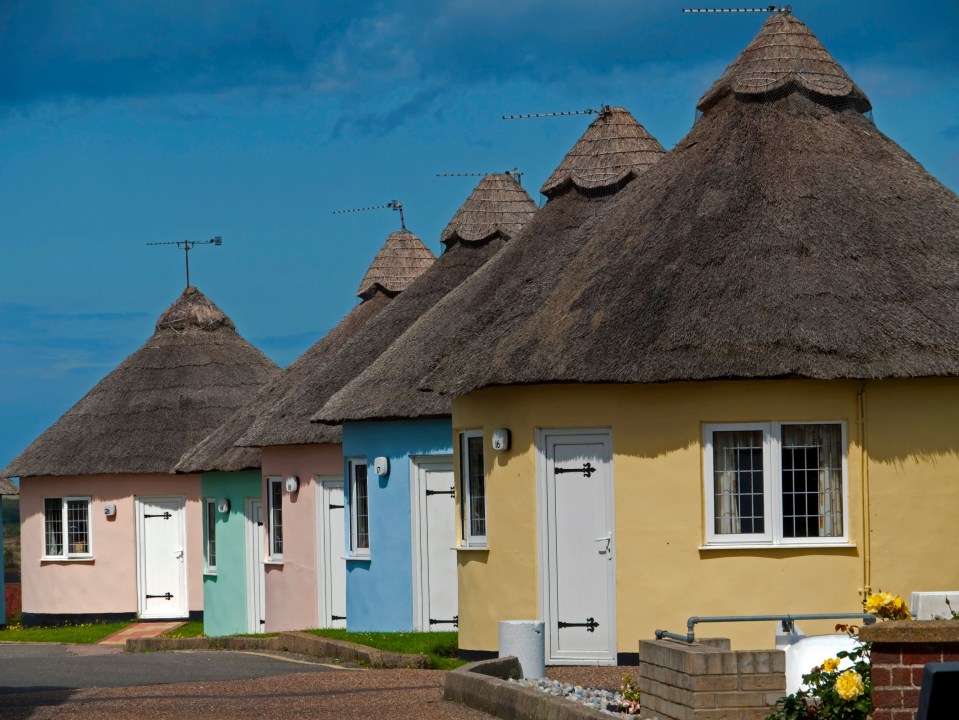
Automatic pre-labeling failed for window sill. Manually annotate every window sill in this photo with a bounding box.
[204,570,217,576]
[699,542,857,551]
[264,559,284,566]
[344,555,371,563]
[452,546,489,552]
[41,556,94,563]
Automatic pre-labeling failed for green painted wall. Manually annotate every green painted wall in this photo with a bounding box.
[202,471,262,637]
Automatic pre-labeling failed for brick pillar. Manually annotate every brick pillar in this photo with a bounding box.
[638,638,786,720]
[859,620,959,720]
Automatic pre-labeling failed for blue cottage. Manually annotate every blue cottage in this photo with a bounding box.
[312,173,537,631]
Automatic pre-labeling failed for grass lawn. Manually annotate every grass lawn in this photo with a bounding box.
[308,629,464,670]
[0,619,132,644]
[162,621,205,638]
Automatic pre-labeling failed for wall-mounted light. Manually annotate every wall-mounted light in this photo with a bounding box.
[492,428,511,451]
[217,498,231,514]
[373,457,389,477]
[103,503,117,517]
[285,476,299,493]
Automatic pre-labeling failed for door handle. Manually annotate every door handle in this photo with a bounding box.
[175,549,184,559]
[593,535,611,553]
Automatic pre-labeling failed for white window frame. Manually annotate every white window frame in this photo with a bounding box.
[348,458,370,558]
[267,477,284,562]
[459,430,488,548]
[204,497,217,573]
[703,421,849,548]
[43,496,93,559]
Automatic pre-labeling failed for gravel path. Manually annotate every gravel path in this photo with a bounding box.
[0,669,494,720]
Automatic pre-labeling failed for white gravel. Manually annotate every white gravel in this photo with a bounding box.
[509,677,634,716]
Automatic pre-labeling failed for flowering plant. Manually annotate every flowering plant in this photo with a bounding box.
[614,673,642,715]
[766,643,872,720]
[863,591,910,621]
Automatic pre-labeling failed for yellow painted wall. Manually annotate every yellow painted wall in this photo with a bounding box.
[452,378,959,655]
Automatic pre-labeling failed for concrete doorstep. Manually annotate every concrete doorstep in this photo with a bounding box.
[444,657,612,720]
[126,630,431,669]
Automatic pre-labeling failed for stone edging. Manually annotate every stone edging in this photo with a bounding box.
[125,630,430,669]
[444,656,611,720]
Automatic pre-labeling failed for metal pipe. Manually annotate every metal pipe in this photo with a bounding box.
[655,612,876,644]
[859,380,872,597]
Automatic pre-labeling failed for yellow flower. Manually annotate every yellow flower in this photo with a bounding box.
[822,657,840,672]
[864,593,885,614]
[834,670,865,701]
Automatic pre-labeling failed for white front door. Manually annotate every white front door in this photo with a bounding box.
[538,429,615,664]
[317,478,347,628]
[247,499,266,633]
[136,496,188,619]
[412,456,457,632]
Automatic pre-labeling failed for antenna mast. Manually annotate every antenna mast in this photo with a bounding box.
[502,106,609,120]
[436,168,525,185]
[333,200,406,230]
[146,236,222,289]
[681,5,791,13]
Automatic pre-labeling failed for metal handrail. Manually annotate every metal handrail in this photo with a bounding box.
[655,613,877,644]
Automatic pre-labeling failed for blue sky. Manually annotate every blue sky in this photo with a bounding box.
[2,0,958,474]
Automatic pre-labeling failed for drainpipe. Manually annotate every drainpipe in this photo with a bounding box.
[858,380,872,597]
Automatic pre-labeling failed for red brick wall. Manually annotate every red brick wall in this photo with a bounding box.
[4,582,21,621]
[870,643,959,720]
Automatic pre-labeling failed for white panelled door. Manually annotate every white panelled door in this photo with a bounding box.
[318,478,347,628]
[539,429,615,664]
[248,500,266,633]
[412,457,458,632]
[136,496,188,619]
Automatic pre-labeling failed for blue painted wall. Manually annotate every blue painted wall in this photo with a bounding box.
[1,500,5,625]
[343,418,452,631]
[201,471,262,637]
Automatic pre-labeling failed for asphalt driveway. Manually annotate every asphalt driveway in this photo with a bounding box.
[0,643,493,719]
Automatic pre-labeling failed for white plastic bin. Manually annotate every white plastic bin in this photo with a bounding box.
[499,620,545,679]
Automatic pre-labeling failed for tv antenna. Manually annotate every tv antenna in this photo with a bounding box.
[436,168,524,185]
[333,200,406,230]
[146,236,222,288]
[682,5,790,13]
[502,106,609,120]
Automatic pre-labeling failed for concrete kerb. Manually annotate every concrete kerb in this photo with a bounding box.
[125,631,430,668]
[444,657,612,720]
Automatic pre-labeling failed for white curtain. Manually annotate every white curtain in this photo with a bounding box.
[781,424,842,537]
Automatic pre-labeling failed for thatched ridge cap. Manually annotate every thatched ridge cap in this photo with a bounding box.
[697,12,871,113]
[540,106,666,198]
[155,286,235,333]
[440,173,538,246]
[357,229,436,300]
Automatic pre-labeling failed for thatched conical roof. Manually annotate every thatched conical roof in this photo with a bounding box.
[540,107,666,198]
[0,478,16,494]
[440,173,538,246]
[313,117,665,424]
[698,12,871,113]
[2,287,280,478]
[313,177,539,423]
[356,230,436,300]
[419,14,959,397]
[240,242,501,446]
[175,291,393,473]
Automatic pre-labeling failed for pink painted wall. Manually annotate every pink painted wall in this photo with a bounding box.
[20,474,203,616]
[261,444,342,632]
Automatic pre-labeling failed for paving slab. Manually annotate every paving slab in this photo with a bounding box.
[98,621,186,645]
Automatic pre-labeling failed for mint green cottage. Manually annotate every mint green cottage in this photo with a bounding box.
[175,367,281,636]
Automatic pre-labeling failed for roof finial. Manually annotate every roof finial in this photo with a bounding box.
[333,200,407,231]
[147,236,222,289]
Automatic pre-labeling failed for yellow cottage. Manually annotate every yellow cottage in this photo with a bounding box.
[412,13,959,664]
